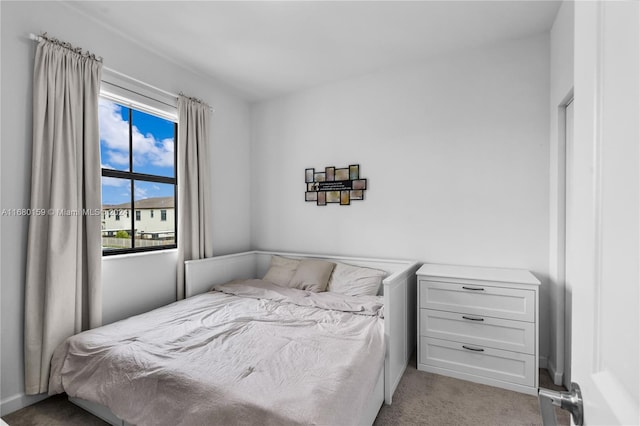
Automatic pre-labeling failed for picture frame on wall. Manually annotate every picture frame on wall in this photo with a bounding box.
[305,168,315,183]
[325,167,335,181]
[352,179,367,190]
[334,168,349,181]
[305,164,367,206]
[340,190,350,205]
[317,191,326,206]
[326,191,340,203]
[349,164,359,180]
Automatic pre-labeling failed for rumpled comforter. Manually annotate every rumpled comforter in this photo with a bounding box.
[49,280,385,426]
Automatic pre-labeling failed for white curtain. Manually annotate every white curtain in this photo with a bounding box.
[24,37,103,395]
[176,95,213,300]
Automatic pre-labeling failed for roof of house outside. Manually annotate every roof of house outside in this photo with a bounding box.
[102,196,174,210]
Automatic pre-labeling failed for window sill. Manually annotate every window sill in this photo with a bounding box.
[102,248,178,261]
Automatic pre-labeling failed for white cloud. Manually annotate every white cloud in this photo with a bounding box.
[102,176,128,187]
[99,99,130,151]
[107,151,129,166]
[99,98,174,170]
[134,186,148,200]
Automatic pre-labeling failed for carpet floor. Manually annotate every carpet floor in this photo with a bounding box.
[3,356,569,426]
[374,357,569,426]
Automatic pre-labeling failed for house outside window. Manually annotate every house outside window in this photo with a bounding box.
[100,97,177,254]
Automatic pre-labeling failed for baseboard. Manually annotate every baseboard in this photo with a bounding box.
[546,358,564,386]
[1,392,48,416]
[418,364,538,396]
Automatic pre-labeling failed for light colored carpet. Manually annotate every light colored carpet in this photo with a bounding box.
[375,357,569,426]
[2,394,107,426]
[3,356,569,426]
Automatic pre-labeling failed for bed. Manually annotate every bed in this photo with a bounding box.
[49,251,418,425]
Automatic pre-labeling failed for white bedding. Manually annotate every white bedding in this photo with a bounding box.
[49,280,386,425]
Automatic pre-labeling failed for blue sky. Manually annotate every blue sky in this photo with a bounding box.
[100,98,175,205]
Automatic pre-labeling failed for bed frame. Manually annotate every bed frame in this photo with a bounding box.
[186,251,419,416]
[71,250,418,425]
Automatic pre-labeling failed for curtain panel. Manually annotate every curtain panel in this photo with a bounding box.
[176,95,213,300]
[24,38,103,394]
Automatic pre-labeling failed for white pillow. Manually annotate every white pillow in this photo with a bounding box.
[289,259,336,292]
[327,262,387,296]
[262,255,300,287]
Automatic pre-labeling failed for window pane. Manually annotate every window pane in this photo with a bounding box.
[131,110,175,178]
[101,177,132,251]
[99,99,130,172]
[133,181,175,248]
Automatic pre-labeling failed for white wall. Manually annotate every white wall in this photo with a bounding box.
[0,1,251,415]
[548,0,575,386]
[251,34,551,359]
[101,251,179,326]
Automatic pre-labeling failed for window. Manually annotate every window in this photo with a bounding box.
[100,97,177,254]
[161,210,167,221]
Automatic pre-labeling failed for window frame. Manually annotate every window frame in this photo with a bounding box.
[100,95,178,256]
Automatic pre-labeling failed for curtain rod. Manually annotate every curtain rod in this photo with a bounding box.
[28,33,215,113]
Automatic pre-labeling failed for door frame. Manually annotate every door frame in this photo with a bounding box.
[548,90,573,387]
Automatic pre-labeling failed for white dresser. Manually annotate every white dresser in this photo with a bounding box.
[416,263,540,395]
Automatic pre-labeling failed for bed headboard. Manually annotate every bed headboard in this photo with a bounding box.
[184,250,416,298]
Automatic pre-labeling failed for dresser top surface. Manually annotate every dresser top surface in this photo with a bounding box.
[417,263,540,286]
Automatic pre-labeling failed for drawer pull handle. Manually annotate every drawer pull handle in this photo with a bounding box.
[462,345,485,352]
[462,316,484,321]
[462,286,485,291]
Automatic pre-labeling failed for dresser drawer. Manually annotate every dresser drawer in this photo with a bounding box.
[419,337,536,387]
[419,280,535,322]
[419,309,535,354]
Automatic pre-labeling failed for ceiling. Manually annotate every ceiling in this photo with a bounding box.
[65,1,561,102]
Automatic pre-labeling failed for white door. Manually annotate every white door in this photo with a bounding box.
[567,1,639,424]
